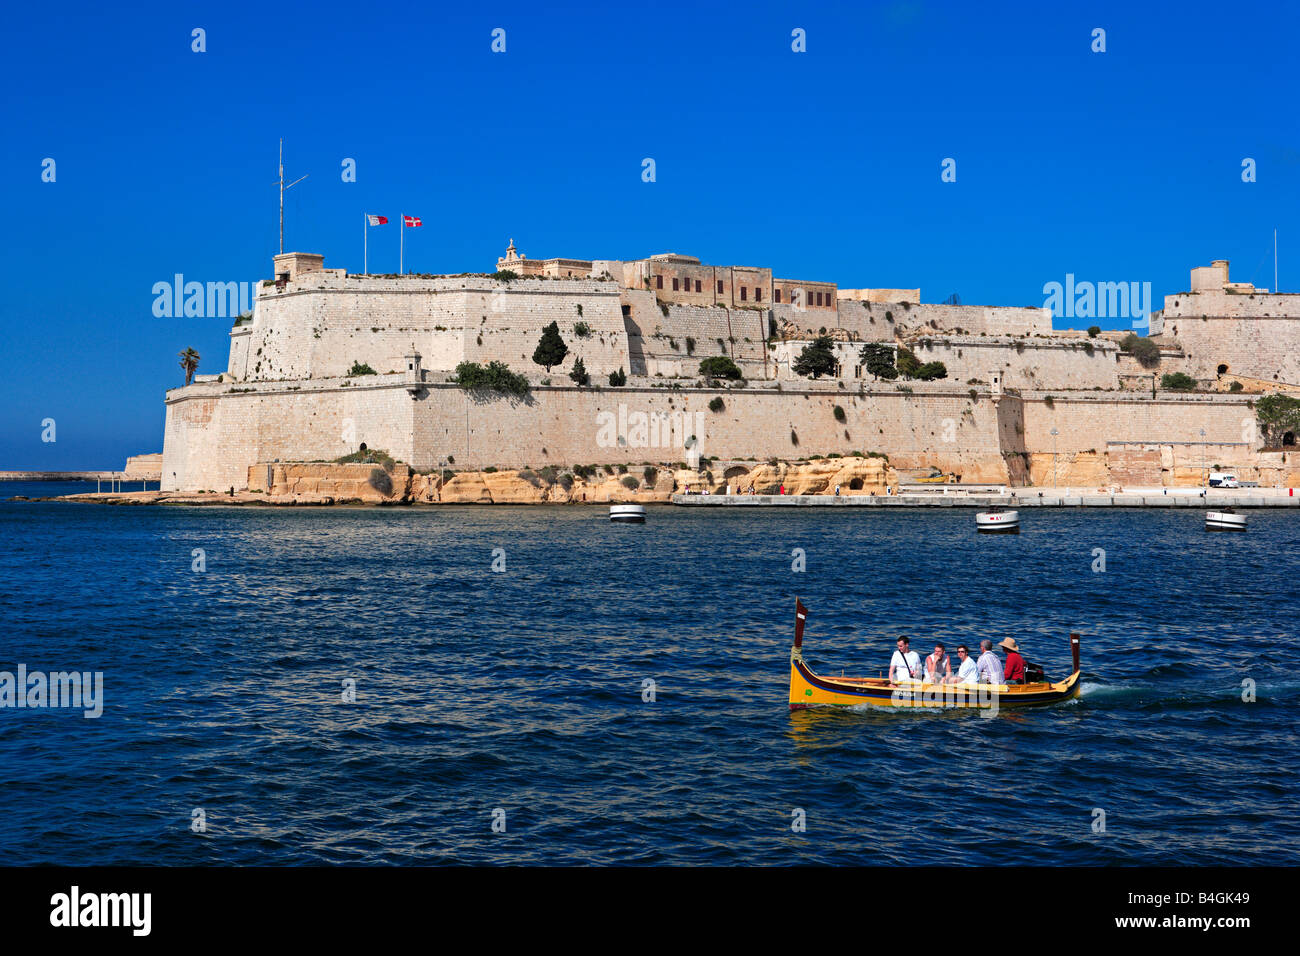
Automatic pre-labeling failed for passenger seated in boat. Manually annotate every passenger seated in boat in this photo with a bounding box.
[924,643,951,683]
[888,637,922,683]
[999,637,1026,684]
[975,640,1003,685]
[950,644,978,684]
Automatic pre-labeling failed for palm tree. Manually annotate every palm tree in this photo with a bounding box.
[179,348,200,385]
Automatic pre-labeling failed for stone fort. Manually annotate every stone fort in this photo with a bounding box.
[161,244,1300,492]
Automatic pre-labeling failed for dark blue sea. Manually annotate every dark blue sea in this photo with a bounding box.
[1,484,1297,865]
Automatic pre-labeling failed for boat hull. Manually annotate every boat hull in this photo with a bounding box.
[976,510,1019,534]
[1205,511,1246,531]
[789,657,1080,710]
[610,504,646,523]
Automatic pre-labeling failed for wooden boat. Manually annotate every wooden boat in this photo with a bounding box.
[788,599,1081,711]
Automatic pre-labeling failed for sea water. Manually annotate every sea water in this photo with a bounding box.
[0,497,1295,864]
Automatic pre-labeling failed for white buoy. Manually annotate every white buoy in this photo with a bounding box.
[976,508,1020,533]
[1205,509,1246,532]
[610,504,646,524]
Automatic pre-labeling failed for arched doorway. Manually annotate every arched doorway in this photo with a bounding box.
[1217,363,1229,375]
[849,477,864,490]
[1284,432,1296,447]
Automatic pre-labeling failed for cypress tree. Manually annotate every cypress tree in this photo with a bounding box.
[532,321,569,372]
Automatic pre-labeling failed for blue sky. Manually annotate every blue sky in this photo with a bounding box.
[2,0,1296,468]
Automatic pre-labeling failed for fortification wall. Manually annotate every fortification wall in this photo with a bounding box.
[621,291,772,379]
[907,335,1122,390]
[1152,315,1300,385]
[227,274,628,383]
[163,379,1011,491]
[828,300,897,342]
[162,378,417,492]
[163,376,1278,494]
[1162,290,1300,319]
[835,300,1053,339]
[123,453,163,479]
[1016,392,1256,454]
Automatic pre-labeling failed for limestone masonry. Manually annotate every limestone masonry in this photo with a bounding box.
[162,245,1300,493]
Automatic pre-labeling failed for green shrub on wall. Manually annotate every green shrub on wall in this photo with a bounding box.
[453,361,530,396]
[1257,393,1300,445]
[1120,333,1161,368]
[699,356,742,380]
[1161,372,1197,391]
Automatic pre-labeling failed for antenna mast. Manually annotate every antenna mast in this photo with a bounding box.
[276,138,309,254]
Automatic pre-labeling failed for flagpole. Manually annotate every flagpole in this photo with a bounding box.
[363,213,368,275]
[400,214,404,275]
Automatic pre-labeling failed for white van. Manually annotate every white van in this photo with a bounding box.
[1208,472,1239,488]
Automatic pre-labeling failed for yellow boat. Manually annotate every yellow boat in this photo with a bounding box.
[788,599,1082,711]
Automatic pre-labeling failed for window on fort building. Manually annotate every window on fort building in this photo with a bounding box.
[656,275,663,290]
[775,289,782,303]
[695,280,701,293]
[815,292,822,306]
[717,279,724,293]
[673,278,680,291]
[740,287,747,301]
[756,288,763,302]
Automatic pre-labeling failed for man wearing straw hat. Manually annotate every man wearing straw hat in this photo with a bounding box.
[999,637,1026,684]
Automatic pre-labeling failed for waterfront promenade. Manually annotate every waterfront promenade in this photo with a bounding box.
[673,487,1300,508]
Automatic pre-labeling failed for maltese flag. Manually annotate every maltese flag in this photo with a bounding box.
[403,215,422,227]
[366,214,388,226]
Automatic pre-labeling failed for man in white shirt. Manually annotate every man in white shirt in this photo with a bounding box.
[951,644,979,684]
[888,637,922,683]
[976,639,1003,685]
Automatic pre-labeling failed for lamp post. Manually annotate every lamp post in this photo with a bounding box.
[1200,428,1207,491]
[1050,427,1059,491]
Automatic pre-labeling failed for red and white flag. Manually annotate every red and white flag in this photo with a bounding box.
[403,215,422,227]
[366,214,388,226]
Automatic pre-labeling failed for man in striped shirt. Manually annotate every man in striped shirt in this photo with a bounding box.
[976,639,1003,685]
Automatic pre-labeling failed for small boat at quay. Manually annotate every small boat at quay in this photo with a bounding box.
[610,503,646,523]
[788,599,1081,711]
[1205,508,1246,532]
[975,507,1019,533]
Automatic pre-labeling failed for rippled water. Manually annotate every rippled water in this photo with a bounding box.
[1,492,1296,865]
